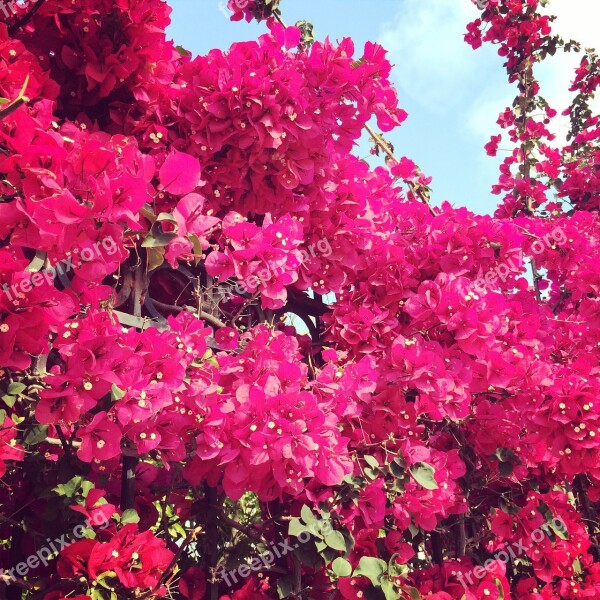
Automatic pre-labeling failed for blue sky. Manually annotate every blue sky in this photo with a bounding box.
[167,0,600,215]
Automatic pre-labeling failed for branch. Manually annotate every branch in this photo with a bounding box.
[430,530,443,566]
[132,262,145,318]
[120,453,138,511]
[0,574,36,591]
[151,299,227,329]
[291,552,302,599]
[455,514,467,558]
[216,508,269,545]
[8,0,46,36]
[0,75,30,121]
[286,288,330,317]
[206,485,220,600]
[364,123,436,216]
[552,290,570,315]
[45,437,81,448]
[114,268,134,308]
[55,425,73,458]
[273,11,287,27]
[112,309,168,332]
[529,259,542,303]
[138,525,204,599]
[574,475,600,561]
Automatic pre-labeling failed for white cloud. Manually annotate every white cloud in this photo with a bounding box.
[466,91,512,139]
[380,0,600,140]
[379,0,489,113]
[546,0,599,49]
[537,0,600,142]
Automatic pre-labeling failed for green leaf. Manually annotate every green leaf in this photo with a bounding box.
[295,539,323,569]
[121,509,140,525]
[276,576,294,599]
[389,460,405,479]
[364,467,379,480]
[289,517,308,537]
[408,524,420,538]
[351,58,367,69]
[156,212,178,223]
[549,520,569,540]
[0,97,10,104]
[324,530,347,552]
[409,462,438,490]
[175,44,191,57]
[54,476,85,498]
[381,578,401,600]
[142,213,178,248]
[0,409,6,426]
[141,232,176,248]
[80,480,95,498]
[25,250,47,273]
[332,557,352,577]
[188,233,203,266]
[24,424,48,446]
[498,498,519,516]
[95,570,117,589]
[90,589,104,600]
[405,587,422,600]
[168,521,187,539]
[2,395,16,408]
[364,455,379,469]
[494,578,505,600]
[7,382,26,395]
[353,556,388,585]
[301,504,317,525]
[388,556,409,578]
[140,203,157,223]
[147,246,165,271]
[495,447,520,464]
[111,384,126,401]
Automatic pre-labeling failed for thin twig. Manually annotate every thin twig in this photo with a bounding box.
[273,11,287,27]
[364,123,436,216]
[151,299,227,329]
[0,75,30,121]
[45,437,81,448]
[574,475,600,561]
[529,260,542,302]
[206,485,220,600]
[137,526,204,600]
[55,425,73,458]
[217,508,269,545]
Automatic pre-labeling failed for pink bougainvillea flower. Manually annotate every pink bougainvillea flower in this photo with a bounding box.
[77,412,122,463]
[179,566,207,600]
[159,151,204,195]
